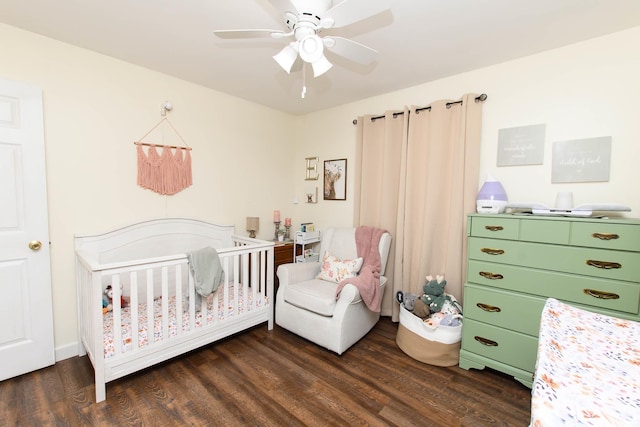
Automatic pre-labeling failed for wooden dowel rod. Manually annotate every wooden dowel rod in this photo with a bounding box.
[133,141,192,151]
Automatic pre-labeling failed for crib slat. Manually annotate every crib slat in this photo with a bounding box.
[188,273,196,330]
[262,249,268,302]
[146,269,154,344]
[223,257,230,320]
[242,252,249,312]
[112,275,122,355]
[260,249,266,299]
[130,272,139,350]
[200,287,208,326]
[175,264,183,336]
[229,255,241,316]
[251,251,258,309]
[161,266,169,342]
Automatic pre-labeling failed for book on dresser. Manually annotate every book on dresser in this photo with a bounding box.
[458,213,640,387]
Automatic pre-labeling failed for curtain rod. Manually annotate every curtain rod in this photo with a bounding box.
[352,93,487,125]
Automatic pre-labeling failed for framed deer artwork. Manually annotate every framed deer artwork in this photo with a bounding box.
[323,159,347,201]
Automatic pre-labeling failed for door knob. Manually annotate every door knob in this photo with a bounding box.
[29,240,42,251]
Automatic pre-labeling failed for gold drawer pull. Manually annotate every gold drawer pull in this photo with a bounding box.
[479,271,504,280]
[477,303,502,312]
[586,260,622,269]
[474,336,498,347]
[484,225,504,232]
[583,289,620,300]
[481,248,505,255]
[592,232,619,241]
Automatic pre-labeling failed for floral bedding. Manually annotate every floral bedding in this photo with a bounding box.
[103,284,264,358]
[531,298,640,426]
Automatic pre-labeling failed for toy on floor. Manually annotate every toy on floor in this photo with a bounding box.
[423,312,463,329]
[396,291,419,311]
[421,275,447,313]
[396,291,431,318]
[420,274,463,315]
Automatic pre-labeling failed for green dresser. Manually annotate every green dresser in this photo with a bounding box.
[458,214,640,387]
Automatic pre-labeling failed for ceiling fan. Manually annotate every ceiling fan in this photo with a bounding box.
[213,0,391,78]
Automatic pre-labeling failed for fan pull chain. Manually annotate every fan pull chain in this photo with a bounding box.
[301,63,307,98]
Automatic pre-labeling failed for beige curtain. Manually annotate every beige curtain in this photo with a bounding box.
[354,94,484,321]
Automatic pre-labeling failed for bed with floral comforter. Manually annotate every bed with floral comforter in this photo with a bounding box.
[531,298,640,426]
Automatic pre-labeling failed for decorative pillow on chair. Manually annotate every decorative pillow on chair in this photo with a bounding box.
[317,252,364,283]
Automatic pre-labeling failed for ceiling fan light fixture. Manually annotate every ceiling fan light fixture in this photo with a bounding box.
[298,35,323,63]
[216,0,391,81]
[273,42,299,73]
[311,54,333,77]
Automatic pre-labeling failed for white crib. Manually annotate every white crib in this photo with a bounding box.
[75,218,274,403]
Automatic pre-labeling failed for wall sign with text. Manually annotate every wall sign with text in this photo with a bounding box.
[552,136,611,183]
[497,124,546,166]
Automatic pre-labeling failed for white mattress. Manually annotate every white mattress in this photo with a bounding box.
[103,284,265,358]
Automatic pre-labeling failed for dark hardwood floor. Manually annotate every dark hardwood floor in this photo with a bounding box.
[0,318,531,426]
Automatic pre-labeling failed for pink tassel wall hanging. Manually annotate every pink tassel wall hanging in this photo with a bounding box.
[134,116,192,195]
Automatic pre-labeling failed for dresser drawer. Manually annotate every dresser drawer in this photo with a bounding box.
[461,319,538,373]
[469,216,520,240]
[464,284,545,335]
[570,222,640,252]
[467,260,640,316]
[468,237,640,282]
[274,243,295,264]
[519,217,570,244]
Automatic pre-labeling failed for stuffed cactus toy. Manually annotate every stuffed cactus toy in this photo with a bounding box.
[420,275,447,313]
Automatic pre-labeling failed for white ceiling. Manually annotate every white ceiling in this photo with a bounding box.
[2,0,640,115]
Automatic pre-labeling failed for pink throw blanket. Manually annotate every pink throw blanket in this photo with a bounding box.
[335,226,388,312]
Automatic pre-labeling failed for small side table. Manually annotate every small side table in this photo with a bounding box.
[273,242,300,292]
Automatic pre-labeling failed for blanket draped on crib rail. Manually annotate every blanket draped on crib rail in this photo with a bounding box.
[187,247,224,297]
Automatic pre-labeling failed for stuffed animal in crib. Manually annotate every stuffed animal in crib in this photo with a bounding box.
[103,284,126,314]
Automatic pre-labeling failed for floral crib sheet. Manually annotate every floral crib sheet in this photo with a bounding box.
[531,298,640,426]
[103,284,265,358]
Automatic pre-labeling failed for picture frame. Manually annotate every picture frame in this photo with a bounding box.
[323,159,347,201]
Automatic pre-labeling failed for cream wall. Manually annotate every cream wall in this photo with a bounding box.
[1,24,297,358]
[291,27,640,232]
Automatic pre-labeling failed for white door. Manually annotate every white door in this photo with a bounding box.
[0,78,54,380]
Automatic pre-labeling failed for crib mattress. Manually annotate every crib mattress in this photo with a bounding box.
[531,298,640,426]
[103,284,265,358]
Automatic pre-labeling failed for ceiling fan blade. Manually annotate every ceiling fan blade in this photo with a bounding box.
[324,36,378,64]
[213,29,286,39]
[322,0,391,29]
[266,0,299,15]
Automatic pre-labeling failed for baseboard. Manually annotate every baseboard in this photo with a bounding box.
[55,342,79,362]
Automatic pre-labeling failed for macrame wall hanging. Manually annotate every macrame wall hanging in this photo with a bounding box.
[133,113,193,195]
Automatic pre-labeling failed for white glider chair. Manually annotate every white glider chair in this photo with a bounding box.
[275,227,392,354]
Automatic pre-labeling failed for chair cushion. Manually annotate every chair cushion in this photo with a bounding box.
[283,278,350,316]
[316,252,363,283]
